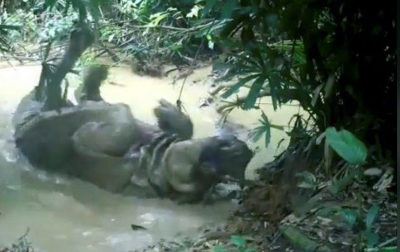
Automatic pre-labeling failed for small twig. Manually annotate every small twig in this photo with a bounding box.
[21,227,30,238]
[176,20,218,106]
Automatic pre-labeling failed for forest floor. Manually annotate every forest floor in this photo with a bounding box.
[134,152,397,252]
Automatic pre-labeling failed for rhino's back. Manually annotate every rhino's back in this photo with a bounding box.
[14,101,136,171]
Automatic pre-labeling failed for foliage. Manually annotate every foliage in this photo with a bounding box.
[290,127,395,250]
[339,204,397,251]
[1,0,108,39]
[0,24,20,53]
[212,235,257,252]
[0,10,36,41]
[325,127,368,165]
[0,0,226,66]
[249,111,285,148]
[208,0,396,169]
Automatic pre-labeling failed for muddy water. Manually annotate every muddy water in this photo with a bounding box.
[0,63,301,252]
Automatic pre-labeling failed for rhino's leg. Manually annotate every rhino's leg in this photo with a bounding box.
[72,121,135,157]
[67,152,135,193]
[75,65,109,104]
[45,22,95,111]
[169,163,220,205]
[153,99,193,140]
[70,121,138,193]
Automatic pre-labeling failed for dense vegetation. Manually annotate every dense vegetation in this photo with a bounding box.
[0,0,396,251]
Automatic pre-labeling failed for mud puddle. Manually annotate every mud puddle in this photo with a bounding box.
[0,62,301,252]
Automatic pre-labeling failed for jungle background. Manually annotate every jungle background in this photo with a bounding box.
[0,0,396,251]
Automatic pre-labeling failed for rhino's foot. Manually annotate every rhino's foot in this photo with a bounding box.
[74,65,109,104]
[153,99,193,140]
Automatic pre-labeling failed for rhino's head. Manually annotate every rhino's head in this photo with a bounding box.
[198,135,254,182]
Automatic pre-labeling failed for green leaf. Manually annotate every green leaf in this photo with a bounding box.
[263,124,271,148]
[365,230,379,248]
[243,76,266,110]
[260,111,269,122]
[250,111,271,147]
[377,246,397,252]
[46,0,58,10]
[270,124,285,131]
[339,208,358,226]
[325,127,368,165]
[250,126,265,143]
[213,245,229,252]
[276,138,286,150]
[365,204,379,230]
[269,74,280,111]
[202,0,218,16]
[230,235,246,247]
[0,24,20,31]
[220,0,238,19]
[221,74,259,99]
